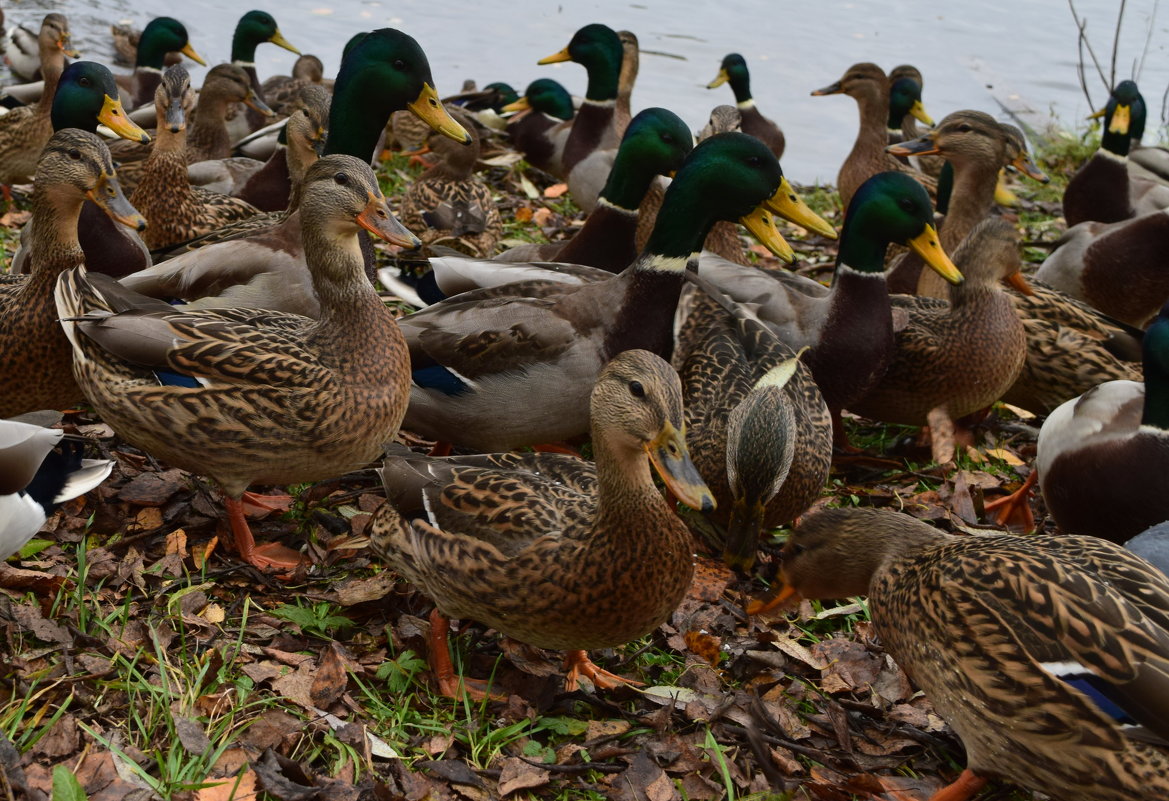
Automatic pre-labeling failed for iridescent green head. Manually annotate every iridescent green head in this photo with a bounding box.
[708,53,753,104]
[538,23,623,101]
[601,107,693,210]
[136,17,204,69]
[231,10,300,62]
[52,61,151,143]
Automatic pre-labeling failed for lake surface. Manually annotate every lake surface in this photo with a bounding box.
[4,0,1166,183]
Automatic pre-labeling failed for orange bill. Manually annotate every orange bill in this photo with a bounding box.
[645,421,715,513]
[356,191,420,248]
[87,175,147,232]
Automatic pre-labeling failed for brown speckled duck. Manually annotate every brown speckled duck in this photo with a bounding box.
[55,156,418,572]
[769,506,1169,801]
[0,129,145,418]
[370,349,713,697]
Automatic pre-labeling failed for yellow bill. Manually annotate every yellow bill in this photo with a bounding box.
[908,224,963,285]
[740,207,794,263]
[764,177,837,239]
[645,421,715,513]
[1109,103,1131,135]
[537,46,572,65]
[268,29,301,55]
[407,83,471,144]
[909,100,934,127]
[707,69,729,89]
[181,42,207,66]
[99,95,151,144]
[500,97,531,113]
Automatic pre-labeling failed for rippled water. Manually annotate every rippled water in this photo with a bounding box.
[5,0,1167,183]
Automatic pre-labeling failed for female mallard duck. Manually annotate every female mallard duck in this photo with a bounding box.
[1,417,114,562]
[537,23,626,180]
[4,12,77,83]
[0,15,83,186]
[1035,302,1169,543]
[397,108,503,257]
[690,172,961,439]
[400,133,831,452]
[115,17,205,109]
[55,156,419,572]
[0,129,146,419]
[371,349,713,696]
[676,280,830,571]
[770,505,1169,801]
[129,65,263,251]
[501,78,574,174]
[261,54,328,119]
[850,217,1029,463]
[707,53,785,159]
[812,63,936,210]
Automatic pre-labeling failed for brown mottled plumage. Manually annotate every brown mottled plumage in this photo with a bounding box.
[55,156,416,570]
[776,506,1169,801]
[398,111,502,257]
[0,130,145,417]
[261,54,330,118]
[128,65,261,250]
[370,349,713,691]
[676,282,831,571]
[0,14,74,185]
[812,62,935,210]
[187,63,274,163]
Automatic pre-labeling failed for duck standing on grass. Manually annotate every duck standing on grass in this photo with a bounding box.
[768,506,1169,801]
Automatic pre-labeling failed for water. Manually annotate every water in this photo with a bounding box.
[4,0,1167,183]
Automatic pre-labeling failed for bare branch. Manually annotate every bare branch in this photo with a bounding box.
[1110,0,1127,87]
[1135,0,1159,80]
[1068,0,1109,104]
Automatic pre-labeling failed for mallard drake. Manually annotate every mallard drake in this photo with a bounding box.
[676,280,830,571]
[1064,80,1169,227]
[886,66,933,147]
[691,172,960,431]
[119,29,470,314]
[887,111,1048,298]
[1035,302,1169,543]
[0,129,146,419]
[1,416,114,561]
[129,65,262,251]
[222,10,300,136]
[398,109,502,258]
[490,107,695,273]
[537,23,625,180]
[707,53,784,159]
[850,217,1029,463]
[812,63,936,210]
[261,54,328,118]
[400,133,831,452]
[56,156,419,572]
[501,78,574,174]
[116,17,205,109]
[1124,82,1169,184]
[770,506,1169,801]
[0,14,82,186]
[371,349,713,696]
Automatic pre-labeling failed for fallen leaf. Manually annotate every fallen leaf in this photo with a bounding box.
[532,207,553,225]
[543,182,568,198]
[310,642,349,709]
[496,757,550,796]
[193,770,260,801]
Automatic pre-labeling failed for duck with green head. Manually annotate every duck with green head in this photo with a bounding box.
[227,10,301,133]
[707,53,785,159]
[501,78,574,173]
[538,23,625,178]
[399,132,834,452]
[690,172,961,443]
[118,17,206,109]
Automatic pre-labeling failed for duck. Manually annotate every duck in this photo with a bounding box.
[850,217,1029,463]
[706,53,785,159]
[501,78,574,174]
[1,416,114,562]
[769,505,1169,801]
[886,66,933,147]
[261,54,329,118]
[1122,82,1169,184]
[676,279,830,571]
[0,129,146,419]
[614,30,639,137]
[4,12,78,84]
[0,14,82,186]
[537,23,626,180]
[1035,302,1169,544]
[118,28,471,313]
[812,63,936,210]
[688,172,961,442]
[221,10,300,137]
[370,349,713,696]
[400,133,831,452]
[115,17,205,110]
[55,156,419,573]
[128,65,262,251]
[1063,80,1169,227]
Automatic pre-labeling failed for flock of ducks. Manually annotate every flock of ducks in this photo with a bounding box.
[1,9,1169,801]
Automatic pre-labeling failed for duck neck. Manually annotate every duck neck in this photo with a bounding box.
[1101,127,1132,158]
[642,180,717,259]
[598,146,657,211]
[938,155,1000,250]
[230,30,262,64]
[187,92,233,161]
[835,214,890,276]
[35,46,66,117]
[728,72,753,106]
[589,429,666,529]
[582,55,620,102]
[301,222,379,324]
[323,69,392,160]
[851,83,890,161]
[28,182,85,276]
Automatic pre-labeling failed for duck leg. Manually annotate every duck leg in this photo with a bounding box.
[428,609,505,702]
[563,650,643,691]
[928,769,988,801]
[224,495,305,571]
[983,470,1037,531]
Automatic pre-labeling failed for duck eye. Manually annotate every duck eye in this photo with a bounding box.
[957,124,972,133]
[746,155,761,167]
[334,172,349,185]
[79,77,91,88]
[661,133,673,144]
[629,380,645,398]
[899,197,915,212]
[393,59,407,71]
[68,148,81,161]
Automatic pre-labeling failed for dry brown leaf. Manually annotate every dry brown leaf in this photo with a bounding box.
[193,770,260,801]
[310,642,349,708]
[682,630,722,667]
[496,757,550,796]
[532,207,553,225]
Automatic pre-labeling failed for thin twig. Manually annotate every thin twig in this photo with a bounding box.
[1110,0,1127,87]
[1068,0,1109,106]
